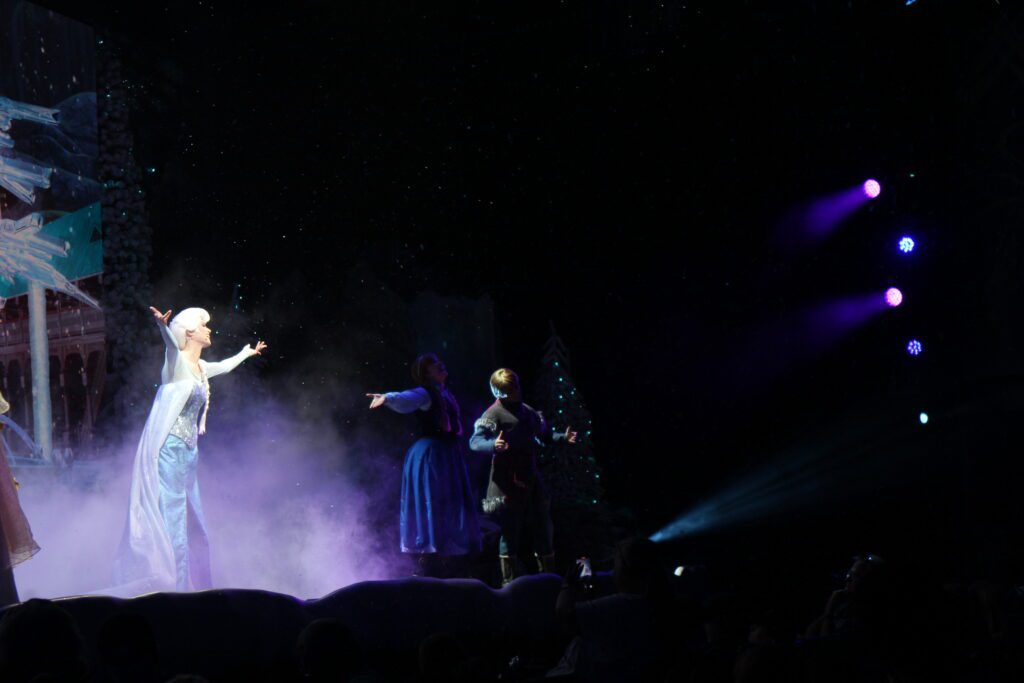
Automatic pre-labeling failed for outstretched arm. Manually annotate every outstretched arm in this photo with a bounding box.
[203,341,267,378]
[367,388,431,413]
[150,306,179,351]
[542,426,578,445]
[151,306,180,384]
[536,411,579,446]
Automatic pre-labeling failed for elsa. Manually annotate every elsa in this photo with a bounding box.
[114,306,266,592]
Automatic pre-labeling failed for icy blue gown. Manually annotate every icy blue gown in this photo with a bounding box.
[114,317,251,594]
[158,380,212,590]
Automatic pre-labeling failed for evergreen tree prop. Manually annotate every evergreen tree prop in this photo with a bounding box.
[534,323,604,509]
[532,324,619,569]
[96,40,155,431]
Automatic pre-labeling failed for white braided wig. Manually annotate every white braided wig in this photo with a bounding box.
[170,307,213,434]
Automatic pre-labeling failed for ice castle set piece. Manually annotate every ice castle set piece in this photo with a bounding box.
[0,95,58,204]
[0,212,98,308]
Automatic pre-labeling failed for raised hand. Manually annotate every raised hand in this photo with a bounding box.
[366,393,388,410]
[494,430,509,452]
[149,306,172,326]
[565,426,579,445]
[247,340,268,356]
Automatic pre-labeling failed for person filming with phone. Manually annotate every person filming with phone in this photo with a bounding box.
[549,537,675,682]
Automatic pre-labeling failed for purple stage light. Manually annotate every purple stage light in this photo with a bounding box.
[899,236,915,253]
[885,287,903,307]
[907,339,922,356]
[863,179,881,198]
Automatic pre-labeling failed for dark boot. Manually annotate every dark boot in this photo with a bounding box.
[413,554,439,578]
[438,554,466,579]
[0,567,18,608]
[535,553,556,574]
[500,556,517,586]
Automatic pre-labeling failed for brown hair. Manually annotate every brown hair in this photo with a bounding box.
[412,353,441,386]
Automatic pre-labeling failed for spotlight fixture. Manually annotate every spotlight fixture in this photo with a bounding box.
[885,288,903,307]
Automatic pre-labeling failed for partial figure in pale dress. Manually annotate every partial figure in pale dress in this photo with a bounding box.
[113,306,266,593]
[0,390,39,606]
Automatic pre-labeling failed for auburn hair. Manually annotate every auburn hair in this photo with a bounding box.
[412,353,441,386]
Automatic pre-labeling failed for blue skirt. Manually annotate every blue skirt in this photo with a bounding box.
[400,436,481,556]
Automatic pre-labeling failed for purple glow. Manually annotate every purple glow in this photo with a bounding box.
[907,339,922,356]
[721,292,892,395]
[885,287,903,307]
[899,236,915,253]
[785,182,880,247]
[13,393,399,599]
[863,179,881,199]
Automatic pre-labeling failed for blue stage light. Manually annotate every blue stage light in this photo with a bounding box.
[899,236,915,253]
[907,339,922,356]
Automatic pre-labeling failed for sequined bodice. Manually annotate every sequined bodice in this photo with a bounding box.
[169,380,208,449]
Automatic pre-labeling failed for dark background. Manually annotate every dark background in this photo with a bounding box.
[36,1,1024,579]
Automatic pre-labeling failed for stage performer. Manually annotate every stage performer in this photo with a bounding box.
[469,368,577,586]
[367,353,481,577]
[114,306,265,592]
[0,391,40,606]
